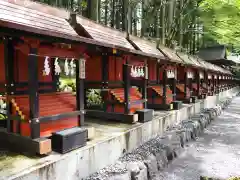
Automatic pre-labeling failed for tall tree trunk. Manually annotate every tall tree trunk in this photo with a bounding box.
[104,0,108,25]
[167,0,174,45]
[127,2,132,35]
[192,18,196,54]
[87,0,99,21]
[116,10,120,29]
[179,0,183,49]
[133,8,137,35]
[141,1,145,37]
[111,0,115,27]
[122,0,127,31]
[189,22,193,54]
[196,18,200,51]
[116,0,121,29]
[156,9,160,39]
[97,0,101,23]
[161,2,166,45]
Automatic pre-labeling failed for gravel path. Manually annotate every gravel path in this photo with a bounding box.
[157,97,240,180]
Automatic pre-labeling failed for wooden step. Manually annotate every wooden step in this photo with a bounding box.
[12,93,77,119]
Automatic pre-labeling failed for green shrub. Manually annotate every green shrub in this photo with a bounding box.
[86,89,103,107]
[59,78,76,92]
[0,114,6,120]
[59,78,103,107]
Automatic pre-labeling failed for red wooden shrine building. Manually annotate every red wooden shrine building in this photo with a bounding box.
[0,0,235,155]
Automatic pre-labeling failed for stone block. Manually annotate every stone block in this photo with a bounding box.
[127,161,148,180]
[191,115,205,130]
[182,121,197,140]
[108,172,131,180]
[143,154,158,180]
[175,129,188,146]
[201,110,215,121]
[155,150,168,170]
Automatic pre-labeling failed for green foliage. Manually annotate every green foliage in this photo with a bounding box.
[199,0,240,50]
[86,89,103,107]
[59,78,76,92]
[59,78,102,107]
[0,114,5,120]
[0,95,6,120]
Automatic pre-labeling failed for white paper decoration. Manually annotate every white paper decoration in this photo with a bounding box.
[130,66,145,78]
[167,70,175,78]
[70,58,75,76]
[140,67,144,77]
[64,58,70,76]
[130,66,136,77]
[54,57,61,75]
[187,71,193,79]
[43,56,50,76]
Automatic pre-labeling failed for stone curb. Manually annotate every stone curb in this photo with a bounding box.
[85,97,234,180]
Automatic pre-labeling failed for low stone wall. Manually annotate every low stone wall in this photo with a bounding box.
[5,87,239,180]
[85,97,235,180]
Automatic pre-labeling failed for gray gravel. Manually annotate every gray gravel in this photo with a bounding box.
[156,97,240,180]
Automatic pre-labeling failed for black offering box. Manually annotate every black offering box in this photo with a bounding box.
[52,127,88,154]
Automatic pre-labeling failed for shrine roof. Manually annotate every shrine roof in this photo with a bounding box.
[158,45,183,63]
[128,35,165,59]
[76,16,135,50]
[176,52,195,66]
[0,0,78,38]
[0,1,165,59]
[198,45,236,66]
[187,55,203,68]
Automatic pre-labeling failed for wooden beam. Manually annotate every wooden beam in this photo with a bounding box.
[37,111,85,123]
[85,110,138,124]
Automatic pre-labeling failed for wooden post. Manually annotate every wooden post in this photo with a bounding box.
[212,74,215,93]
[172,68,177,101]
[3,37,14,133]
[184,69,188,98]
[143,65,148,108]
[76,58,86,126]
[189,73,193,97]
[28,47,40,139]
[207,72,210,93]
[162,69,167,105]
[101,53,109,112]
[197,71,200,96]
[157,61,160,84]
[123,64,130,114]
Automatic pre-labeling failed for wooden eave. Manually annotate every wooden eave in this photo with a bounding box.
[158,45,184,64]
[127,35,166,60]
